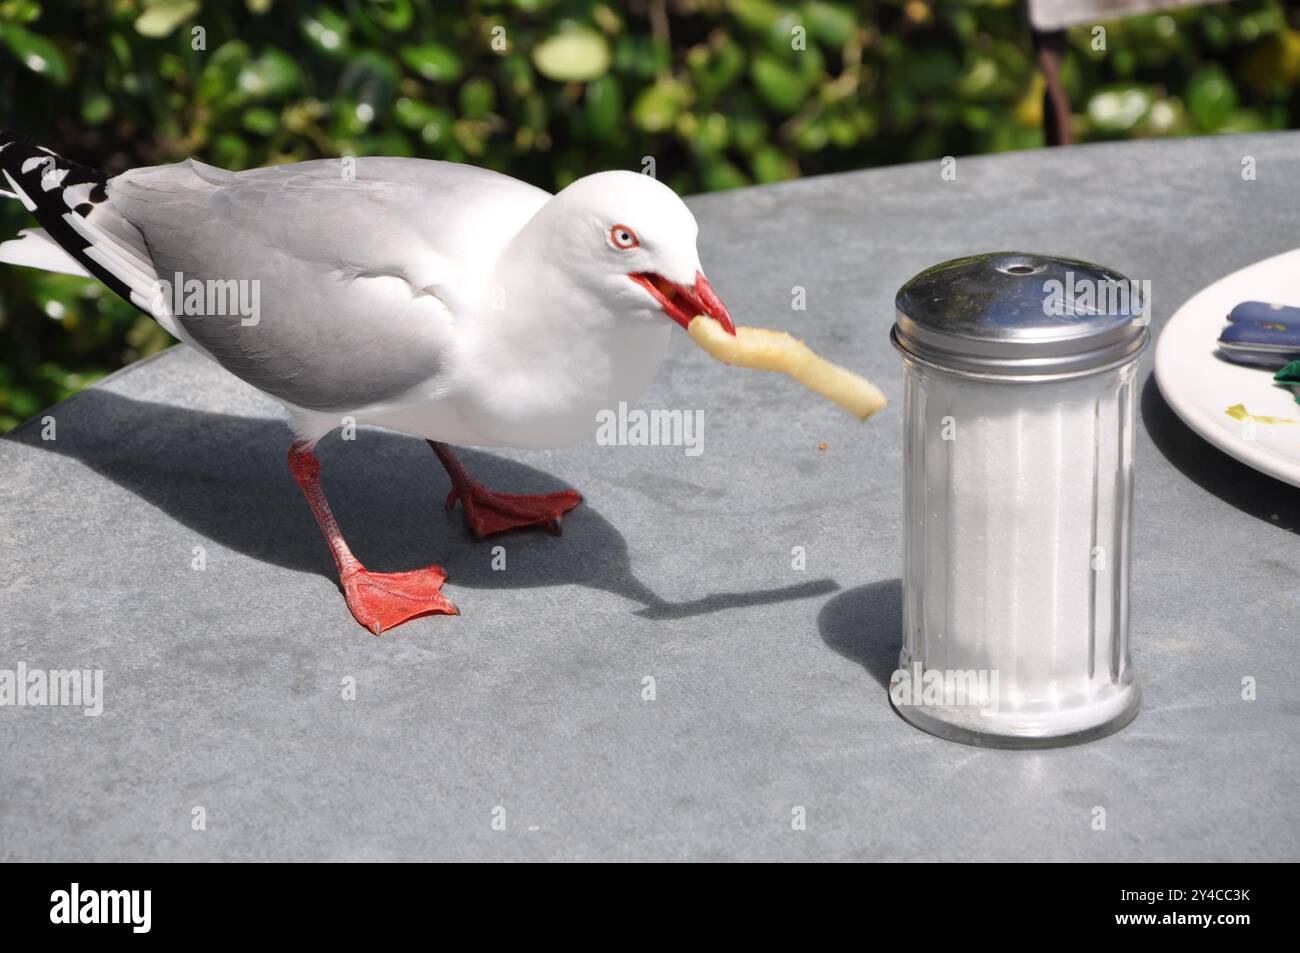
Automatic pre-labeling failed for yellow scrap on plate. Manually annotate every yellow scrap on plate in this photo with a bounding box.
[688,317,887,421]
[1224,403,1296,425]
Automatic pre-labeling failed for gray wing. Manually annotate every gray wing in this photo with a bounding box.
[104,157,549,412]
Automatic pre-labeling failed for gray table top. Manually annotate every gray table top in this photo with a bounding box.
[2,133,1298,862]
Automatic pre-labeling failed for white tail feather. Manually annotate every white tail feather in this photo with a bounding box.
[1,157,182,336]
[0,227,91,278]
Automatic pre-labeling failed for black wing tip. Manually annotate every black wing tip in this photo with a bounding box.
[0,130,107,181]
[0,129,136,309]
[0,129,53,164]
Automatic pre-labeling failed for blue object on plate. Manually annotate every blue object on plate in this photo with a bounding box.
[1217,301,1300,368]
[1227,300,1300,326]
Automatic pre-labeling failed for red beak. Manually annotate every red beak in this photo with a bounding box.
[630,270,736,336]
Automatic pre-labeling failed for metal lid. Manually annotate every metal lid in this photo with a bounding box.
[891,252,1149,379]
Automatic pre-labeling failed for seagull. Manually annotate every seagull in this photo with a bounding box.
[0,130,735,635]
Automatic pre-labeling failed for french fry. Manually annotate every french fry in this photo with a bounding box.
[688,317,887,421]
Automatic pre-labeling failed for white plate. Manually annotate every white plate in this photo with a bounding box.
[1154,249,1300,488]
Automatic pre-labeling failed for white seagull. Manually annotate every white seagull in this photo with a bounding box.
[0,130,735,635]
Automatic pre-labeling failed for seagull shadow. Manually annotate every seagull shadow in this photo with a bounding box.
[1140,374,1299,534]
[6,390,836,618]
[817,578,903,689]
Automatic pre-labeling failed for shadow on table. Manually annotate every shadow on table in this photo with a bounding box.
[817,578,902,689]
[6,391,836,618]
[1141,375,1298,534]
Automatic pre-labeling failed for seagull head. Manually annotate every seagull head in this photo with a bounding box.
[544,170,736,336]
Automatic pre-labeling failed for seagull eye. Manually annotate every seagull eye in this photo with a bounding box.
[609,225,639,250]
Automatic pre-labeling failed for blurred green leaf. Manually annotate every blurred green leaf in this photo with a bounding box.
[729,0,782,32]
[81,90,113,124]
[802,2,857,47]
[302,8,351,57]
[688,37,746,106]
[0,0,43,26]
[393,97,454,146]
[584,75,624,138]
[459,77,496,119]
[134,0,200,39]
[0,22,68,84]
[751,144,795,182]
[700,156,749,191]
[365,0,414,32]
[197,40,251,104]
[1086,85,1154,134]
[690,112,730,153]
[238,49,301,100]
[791,115,830,150]
[614,33,670,78]
[242,107,280,135]
[532,25,611,82]
[751,54,811,113]
[632,78,686,132]
[400,42,464,83]
[1186,63,1237,129]
[339,51,398,109]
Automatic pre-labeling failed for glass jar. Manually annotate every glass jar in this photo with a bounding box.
[890,253,1149,747]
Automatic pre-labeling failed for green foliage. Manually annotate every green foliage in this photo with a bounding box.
[0,0,1297,431]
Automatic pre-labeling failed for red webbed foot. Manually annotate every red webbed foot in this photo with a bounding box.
[429,440,582,540]
[289,441,460,635]
[444,484,583,540]
[340,564,459,636]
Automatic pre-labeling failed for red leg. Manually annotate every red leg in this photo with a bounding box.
[289,442,457,635]
[429,441,583,540]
